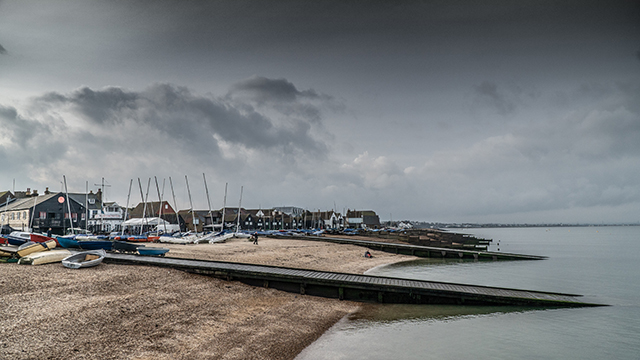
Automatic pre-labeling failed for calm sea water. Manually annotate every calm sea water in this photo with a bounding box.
[296,226,640,360]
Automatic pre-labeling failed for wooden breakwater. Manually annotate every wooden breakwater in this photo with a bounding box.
[355,229,492,250]
[103,253,603,307]
[274,235,545,261]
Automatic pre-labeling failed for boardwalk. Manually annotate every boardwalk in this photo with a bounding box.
[104,253,603,307]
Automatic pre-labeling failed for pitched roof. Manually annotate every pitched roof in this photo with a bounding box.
[0,192,85,211]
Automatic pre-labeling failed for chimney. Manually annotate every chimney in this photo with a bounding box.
[96,188,102,202]
[26,188,31,196]
[45,187,50,195]
[32,189,38,196]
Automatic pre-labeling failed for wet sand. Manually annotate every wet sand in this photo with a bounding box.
[0,237,417,359]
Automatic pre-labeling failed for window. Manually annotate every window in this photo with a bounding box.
[72,213,77,220]
[40,212,46,219]
[23,211,27,219]
[64,213,69,219]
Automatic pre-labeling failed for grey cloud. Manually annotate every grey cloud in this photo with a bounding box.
[0,105,46,147]
[0,44,7,54]
[472,81,516,116]
[228,76,327,104]
[636,49,640,62]
[38,87,139,124]
[227,76,336,124]
[32,82,329,160]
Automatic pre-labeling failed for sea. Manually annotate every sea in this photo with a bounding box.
[295,226,640,360]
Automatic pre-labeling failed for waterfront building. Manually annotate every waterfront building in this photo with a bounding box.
[0,190,86,235]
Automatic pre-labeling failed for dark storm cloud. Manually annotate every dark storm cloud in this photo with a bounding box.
[0,44,7,55]
[229,76,323,103]
[227,76,338,125]
[39,87,139,124]
[34,82,328,156]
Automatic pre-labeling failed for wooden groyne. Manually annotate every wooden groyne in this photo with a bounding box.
[103,253,602,307]
[342,229,492,250]
[274,235,546,261]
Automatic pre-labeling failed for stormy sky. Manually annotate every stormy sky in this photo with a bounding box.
[1,0,639,224]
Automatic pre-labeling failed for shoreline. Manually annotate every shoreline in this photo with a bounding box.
[0,238,417,359]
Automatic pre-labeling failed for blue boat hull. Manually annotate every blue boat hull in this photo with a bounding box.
[56,236,80,248]
[7,237,27,246]
[78,240,113,251]
[138,247,169,256]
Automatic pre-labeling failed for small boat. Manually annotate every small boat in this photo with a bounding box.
[208,232,235,244]
[126,235,154,243]
[0,245,19,257]
[62,249,106,269]
[159,234,197,244]
[0,236,7,244]
[137,247,169,256]
[16,239,56,258]
[55,235,80,248]
[7,232,32,246]
[113,240,144,254]
[7,231,58,246]
[77,240,113,251]
[18,249,72,265]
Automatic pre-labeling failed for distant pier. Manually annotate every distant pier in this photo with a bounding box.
[104,253,602,307]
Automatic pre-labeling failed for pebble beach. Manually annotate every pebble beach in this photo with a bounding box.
[0,238,417,359]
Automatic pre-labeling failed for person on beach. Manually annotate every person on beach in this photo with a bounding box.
[252,232,259,245]
[47,228,52,237]
[364,250,372,258]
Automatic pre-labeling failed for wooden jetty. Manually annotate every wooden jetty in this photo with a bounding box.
[274,235,547,261]
[104,253,603,307]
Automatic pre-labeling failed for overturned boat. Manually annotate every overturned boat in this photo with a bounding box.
[18,249,72,265]
[62,249,106,269]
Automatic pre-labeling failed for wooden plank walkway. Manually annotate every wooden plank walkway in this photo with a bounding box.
[103,253,603,307]
[274,235,547,260]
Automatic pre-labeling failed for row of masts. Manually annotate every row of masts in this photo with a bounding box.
[59,174,238,236]
[124,174,237,236]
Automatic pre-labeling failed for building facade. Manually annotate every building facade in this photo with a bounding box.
[0,192,86,235]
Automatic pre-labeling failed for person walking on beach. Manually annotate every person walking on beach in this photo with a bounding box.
[252,232,259,245]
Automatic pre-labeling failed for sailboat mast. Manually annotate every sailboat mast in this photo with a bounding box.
[137,178,145,235]
[142,178,151,235]
[203,173,214,232]
[122,179,132,235]
[154,176,166,234]
[185,175,196,233]
[63,175,74,235]
[169,177,180,232]
[221,182,227,232]
[29,190,37,232]
[85,181,88,233]
[235,186,243,233]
